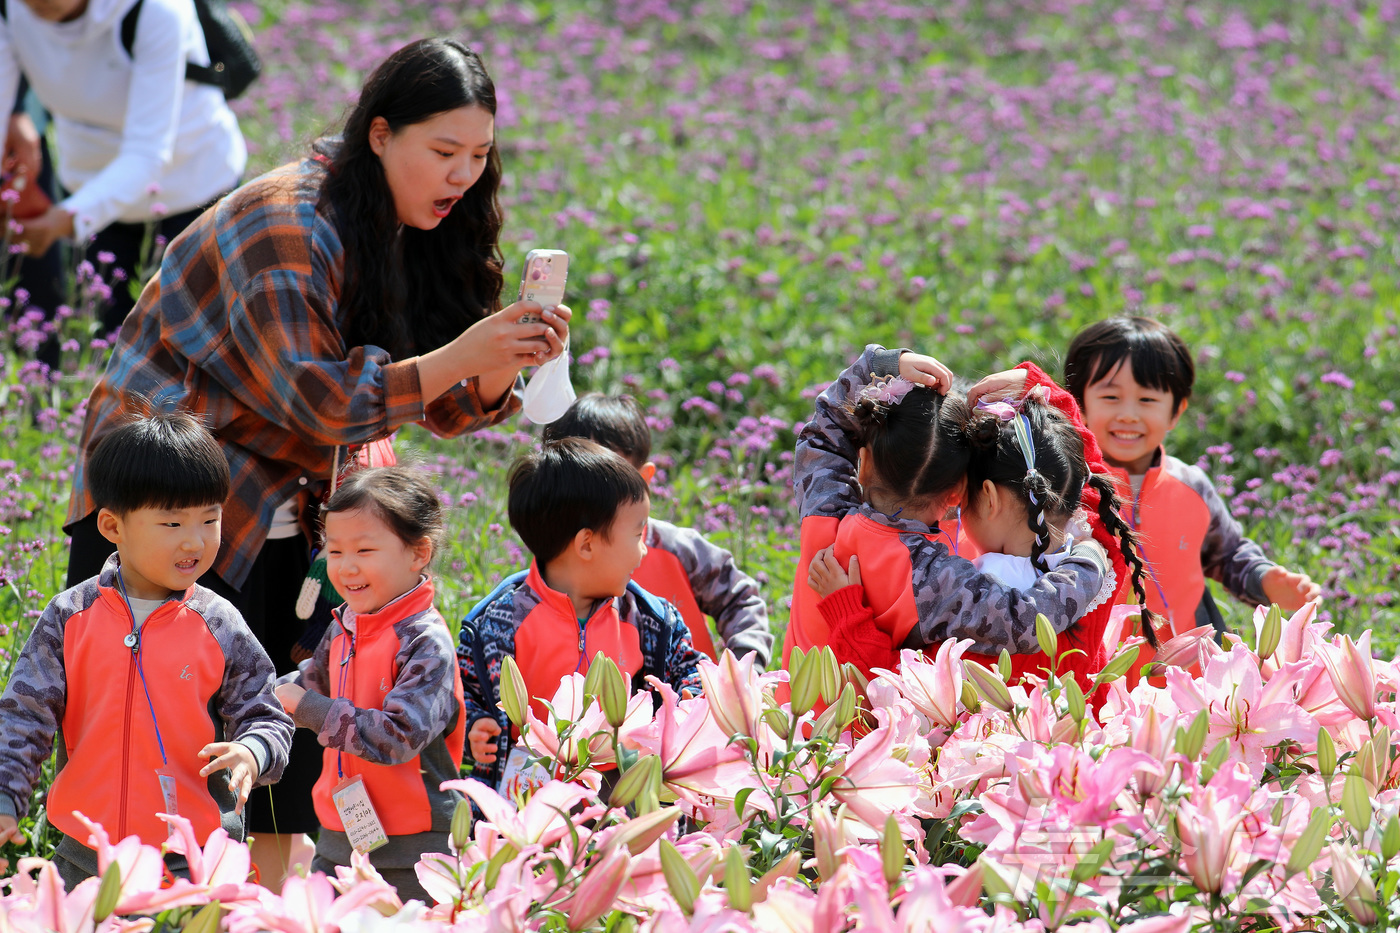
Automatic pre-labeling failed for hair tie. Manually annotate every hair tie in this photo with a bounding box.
[975,398,1021,422]
[859,375,917,407]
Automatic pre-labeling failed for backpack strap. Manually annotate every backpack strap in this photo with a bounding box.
[120,0,143,56]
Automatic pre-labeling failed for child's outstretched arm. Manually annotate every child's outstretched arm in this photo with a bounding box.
[652,521,773,665]
[208,614,295,795]
[0,598,70,837]
[904,539,1110,656]
[794,345,908,519]
[294,624,461,767]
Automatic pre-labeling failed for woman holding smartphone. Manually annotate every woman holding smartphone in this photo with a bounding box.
[63,38,568,886]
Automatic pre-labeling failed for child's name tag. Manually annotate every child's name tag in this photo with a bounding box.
[156,767,178,838]
[332,775,388,854]
[499,746,551,800]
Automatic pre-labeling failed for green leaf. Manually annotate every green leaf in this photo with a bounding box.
[1070,836,1116,884]
[734,787,755,818]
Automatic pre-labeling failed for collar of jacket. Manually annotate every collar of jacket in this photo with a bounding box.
[854,500,942,537]
[335,576,435,635]
[525,560,613,623]
[1102,446,1167,490]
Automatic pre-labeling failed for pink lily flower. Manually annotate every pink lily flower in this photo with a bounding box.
[820,711,919,829]
[563,846,631,930]
[1,858,109,933]
[698,650,765,741]
[444,778,595,853]
[625,677,753,799]
[1319,631,1378,721]
[158,813,264,905]
[73,813,207,914]
[749,879,820,933]
[871,642,971,734]
[1175,783,1247,894]
[226,870,396,933]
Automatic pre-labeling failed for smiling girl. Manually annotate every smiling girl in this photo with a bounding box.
[276,466,465,903]
[65,38,567,886]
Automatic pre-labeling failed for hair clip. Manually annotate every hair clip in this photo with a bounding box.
[859,375,917,407]
[975,398,1021,422]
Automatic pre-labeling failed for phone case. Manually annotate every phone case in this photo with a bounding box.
[518,249,569,322]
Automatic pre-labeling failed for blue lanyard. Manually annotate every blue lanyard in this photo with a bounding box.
[335,619,354,779]
[115,568,169,767]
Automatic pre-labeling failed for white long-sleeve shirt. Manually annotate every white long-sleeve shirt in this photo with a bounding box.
[0,0,246,240]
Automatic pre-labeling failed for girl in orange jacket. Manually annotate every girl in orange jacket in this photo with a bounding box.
[276,467,467,902]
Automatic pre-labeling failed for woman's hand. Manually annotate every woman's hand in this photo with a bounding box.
[416,302,572,406]
[14,205,74,259]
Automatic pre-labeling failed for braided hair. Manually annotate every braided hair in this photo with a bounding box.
[843,378,971,515]
[965,402,1160,647]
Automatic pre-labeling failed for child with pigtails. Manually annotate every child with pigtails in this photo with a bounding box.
[788,345,1158,692]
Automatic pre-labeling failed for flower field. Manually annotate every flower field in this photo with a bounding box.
[1,0,1398,928]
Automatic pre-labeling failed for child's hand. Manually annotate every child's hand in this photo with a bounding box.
[275,683,306,714]
[199,742,260,812]
[469,716,502,764]
[808,546,861,599]
[1262,566,1321,612]
[0,814,24,847]
[898,353,954,393]
[966,369,1032,407]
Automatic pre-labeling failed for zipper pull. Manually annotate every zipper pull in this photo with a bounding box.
[123,632,138,652]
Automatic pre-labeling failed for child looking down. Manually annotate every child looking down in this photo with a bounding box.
[459,438,704,793]
[0,409,291,887]
[275,466,467,902]
[542,393,772,666]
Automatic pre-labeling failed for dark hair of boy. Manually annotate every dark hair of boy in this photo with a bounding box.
[507,438,649,565]
[844,384,971,512]
[1063,316,1195,413]
[323,465,446,559]
[541,393,651,467]
[963,402,1159,647]
[88,407,231,514]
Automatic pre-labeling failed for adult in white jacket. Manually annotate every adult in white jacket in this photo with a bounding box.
[1,0,245,332]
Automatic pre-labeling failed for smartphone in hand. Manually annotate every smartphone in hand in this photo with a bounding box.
[517,249,569,323]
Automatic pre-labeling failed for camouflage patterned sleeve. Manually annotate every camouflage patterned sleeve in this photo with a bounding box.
[650,519,773,665]
[457,594,519,788]
[0,590,76,820]
[204,598,295,785]
[311,613,461,767]
[662,603,706,697]
[902,536,1108,656]
[1169,458,1274,604]
[794,345,906,519]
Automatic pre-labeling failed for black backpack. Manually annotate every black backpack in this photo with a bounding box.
[1,0,261,100]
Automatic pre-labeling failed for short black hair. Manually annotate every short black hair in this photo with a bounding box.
[89,407,230,515]
[507,438,649,565]
[1064,316,1195,413]
[541,393,651,467]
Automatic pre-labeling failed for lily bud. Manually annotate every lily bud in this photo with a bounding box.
[1317,727,1337,780]
[499,655,528,728]
[184,903,223,933]
[659,840,700,915]
[812,683,857,740]
[566,846,632,931]
[1035,613,1057,661]
[1342,771,1373,833]
[450,797,473,853]
[997,649,1012,681]
[611,807,681,857]
[963,661,1014,713]
[960,679,982,713]
[1258,603,1283,660]
[1329,842,1379,925]
[1175,709,1208,762]
[789,647,820,717]
[598,656,630,728]
[811,803,843,881]
[724,844,752,912]
[1093,644,1140,688]
[881,815,903,885]
[1064,677,1086,723]
[761,707,791,739]
[583,652,607,703]
[1320,632,1379,722]
[818,646,841,705]
[93,862,122,922]
[1354,740,1379,790]
[1285,808,1331,875]
[1385,817,1400,863]
[610,755,660,808]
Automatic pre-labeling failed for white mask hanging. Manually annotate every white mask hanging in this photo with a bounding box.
[522,336,576,424]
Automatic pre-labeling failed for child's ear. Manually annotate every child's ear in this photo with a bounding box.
[980,480,1003,518]
[409,536,433,575]
[573,527,595,562]
[856,446,874,488]
[639,462,657,485]
[96,508,123,546]
[1168,397,1189,430]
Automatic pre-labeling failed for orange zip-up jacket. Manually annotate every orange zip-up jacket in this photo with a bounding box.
[459,562,704,791]
[0,555,291,860]
[286,577,465,863]
[786,347,1109,680]
[631,518,772,666]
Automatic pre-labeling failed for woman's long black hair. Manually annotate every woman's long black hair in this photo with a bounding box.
[315,38,504,358]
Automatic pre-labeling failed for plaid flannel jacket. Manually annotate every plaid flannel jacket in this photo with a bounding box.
[67,158,522,589]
